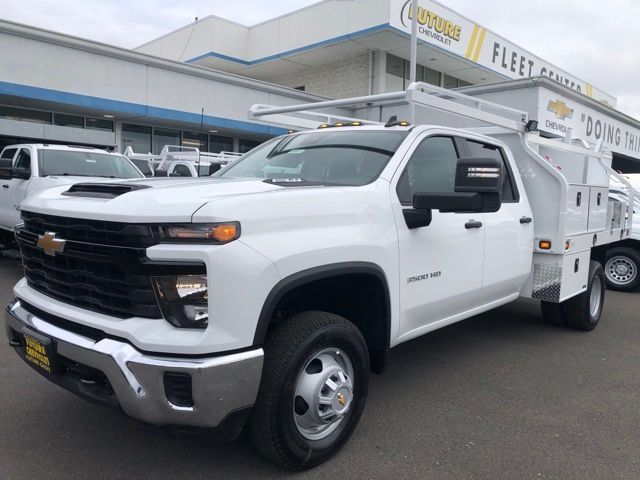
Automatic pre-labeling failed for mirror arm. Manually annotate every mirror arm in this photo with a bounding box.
[403,208,432,229]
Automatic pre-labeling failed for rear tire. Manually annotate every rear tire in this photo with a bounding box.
[604,247,640,291]
[249,311,369,470]
[565,261,605,331]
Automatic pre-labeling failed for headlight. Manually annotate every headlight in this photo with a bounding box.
[152,275,209,329]
[155,222,240,243]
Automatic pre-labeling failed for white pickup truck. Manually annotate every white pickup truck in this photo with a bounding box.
[4,84,633,469]
[0,144,143,246]
[605,180,640,290]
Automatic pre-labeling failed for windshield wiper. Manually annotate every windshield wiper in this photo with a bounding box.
[57,173,97,177]
[54,173,118,178]
[263,178,349,187]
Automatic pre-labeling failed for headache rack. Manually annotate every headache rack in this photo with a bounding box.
[124,145,242,175]
[250,82,635,302]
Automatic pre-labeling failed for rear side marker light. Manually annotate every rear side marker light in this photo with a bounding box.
[539,241,551,250]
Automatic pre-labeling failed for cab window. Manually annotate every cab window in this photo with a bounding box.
[0,148,17,176]
[396,136,459,205]
[172,164,192,177]
[14,148,31,171]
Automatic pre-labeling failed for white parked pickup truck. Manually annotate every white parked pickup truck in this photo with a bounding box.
[4,84,633,469]
[0,144,144,245]
[605,184,640,290]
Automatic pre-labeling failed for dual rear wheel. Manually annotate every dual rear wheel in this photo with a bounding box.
[541,261,605,331]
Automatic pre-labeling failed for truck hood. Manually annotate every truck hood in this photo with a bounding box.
[20,177,290,223]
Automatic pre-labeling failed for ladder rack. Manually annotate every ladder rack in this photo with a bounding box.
[250,82,530,133]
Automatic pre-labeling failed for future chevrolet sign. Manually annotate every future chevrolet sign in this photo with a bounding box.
[389,0,616,107]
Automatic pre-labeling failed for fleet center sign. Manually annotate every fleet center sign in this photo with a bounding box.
[538,89,640,158]
[389,0,617,107]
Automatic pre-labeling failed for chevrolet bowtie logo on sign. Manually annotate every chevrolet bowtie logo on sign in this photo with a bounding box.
[547,100,574,120]
[36,232,66,257]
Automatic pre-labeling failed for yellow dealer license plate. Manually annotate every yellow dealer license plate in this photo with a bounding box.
[23,331,57,374]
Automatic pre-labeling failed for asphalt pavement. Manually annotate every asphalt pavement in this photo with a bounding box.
[0,254,639,479]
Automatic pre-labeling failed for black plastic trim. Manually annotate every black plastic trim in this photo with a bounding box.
[10,299,257,360]
[252,261,391,352]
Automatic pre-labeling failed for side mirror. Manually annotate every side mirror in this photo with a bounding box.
[412,157,502,214]
[454,157,502,197]
[11,168,31,180]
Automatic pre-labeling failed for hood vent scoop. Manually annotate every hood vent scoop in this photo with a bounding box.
[61,183,150,199]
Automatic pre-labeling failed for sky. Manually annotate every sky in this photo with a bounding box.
[1,0,639,119]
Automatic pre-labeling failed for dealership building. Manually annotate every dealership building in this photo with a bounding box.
[1,0,640,170]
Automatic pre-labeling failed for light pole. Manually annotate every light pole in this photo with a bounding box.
[409,0,419,84]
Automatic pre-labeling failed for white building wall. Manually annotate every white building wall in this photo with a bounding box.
[266,53,376,99]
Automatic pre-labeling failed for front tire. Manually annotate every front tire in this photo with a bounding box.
[249,311,369,470]
[604,247,640,291]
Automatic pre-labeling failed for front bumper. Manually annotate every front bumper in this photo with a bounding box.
[5,299,263,429]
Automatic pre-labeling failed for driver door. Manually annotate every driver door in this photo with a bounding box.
[391,134,485,340]
[0,147,19,229]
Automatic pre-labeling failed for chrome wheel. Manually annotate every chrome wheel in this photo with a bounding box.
[590,275,603,317]
[293,348,354,441]
[605,256,637,286]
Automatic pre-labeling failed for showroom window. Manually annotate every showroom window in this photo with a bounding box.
[153,128,181,154]
[122,123,152,153]
[385,54,443,92]
[0,105,52,124]
[54,113,84,128]
[209,135,233,153]
[86,117,114,131]
[182,131,208,151]
[443,74,472,89]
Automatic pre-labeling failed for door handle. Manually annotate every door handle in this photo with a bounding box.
[519,216,532,224]
[2,184,8,189]
[465,220,483,229]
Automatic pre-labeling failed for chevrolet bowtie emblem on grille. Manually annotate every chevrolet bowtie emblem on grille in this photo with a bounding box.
[547,100,574,120]
[36,232,66,257]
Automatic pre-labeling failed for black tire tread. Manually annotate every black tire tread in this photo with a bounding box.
[565,261,605,331]
[249,311,367,469]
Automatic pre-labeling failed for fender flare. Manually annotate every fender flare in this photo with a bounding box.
[252,261,392,353]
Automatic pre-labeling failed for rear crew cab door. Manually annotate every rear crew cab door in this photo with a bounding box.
[390,132,485,341]
[459,137,533,299]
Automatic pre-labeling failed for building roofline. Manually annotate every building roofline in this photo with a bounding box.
[458,76,639,127]
[0,18,331,103]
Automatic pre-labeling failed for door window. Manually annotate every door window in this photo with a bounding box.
[396,136,459,205]
[14,148,31,170]
[172,164,192,177]
[0,148,17,176]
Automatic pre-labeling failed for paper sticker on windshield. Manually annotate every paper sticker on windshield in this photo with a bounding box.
[85,159,96,163]
[287,149,305,154]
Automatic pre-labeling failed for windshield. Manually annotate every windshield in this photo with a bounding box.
[38,149,144,179]
[216,130,408,186]
[130,158,154,177]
